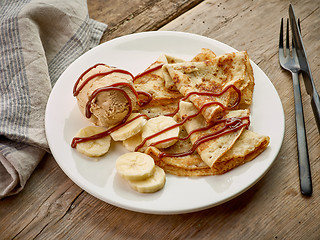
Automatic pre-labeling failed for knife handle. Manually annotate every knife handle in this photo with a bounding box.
[311,89,320,134]
[292,72,313,196]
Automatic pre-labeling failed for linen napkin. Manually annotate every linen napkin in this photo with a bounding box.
[0,0,107,198]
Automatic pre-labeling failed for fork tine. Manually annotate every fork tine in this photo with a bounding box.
[286,18,290,56]
[279,18,284,49]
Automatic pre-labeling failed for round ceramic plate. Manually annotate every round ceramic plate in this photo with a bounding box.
[45,31,285,214]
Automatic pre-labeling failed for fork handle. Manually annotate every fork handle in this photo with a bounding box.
[292,72,312,196]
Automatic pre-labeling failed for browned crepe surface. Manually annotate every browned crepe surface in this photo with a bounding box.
[163,51,254,122]
[132,49,269,176]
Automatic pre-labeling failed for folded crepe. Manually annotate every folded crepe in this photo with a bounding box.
[134,48,218,117]
[162,51,254,122]
[146,128,270,176]
[162,48,217,90]
[145,127,217,176]
[146,101,270,176]
[176,101,269,169]
[134,49,269,176]
[133,54,184,117]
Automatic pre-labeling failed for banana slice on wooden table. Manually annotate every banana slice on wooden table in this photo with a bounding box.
[75,126,111,157]
[141,115,180,149]
[127,166,166,193]
[111,113,147,141]
[116,152,155,181]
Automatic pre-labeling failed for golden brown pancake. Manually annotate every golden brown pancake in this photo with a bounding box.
[176,101,250,168]
[162,51,254,122]
[131,49,269,176]
[162,48,217,90]
[134,49,219,117]
[133,55,184,117]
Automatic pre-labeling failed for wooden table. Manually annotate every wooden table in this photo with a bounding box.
[1,0,319,239]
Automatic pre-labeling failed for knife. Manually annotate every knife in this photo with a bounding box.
[289,4,320,134]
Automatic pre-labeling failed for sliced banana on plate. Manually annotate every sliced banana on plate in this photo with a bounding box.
[141,115,180,149]
[75,126,111,157]
[116,152,166,193]
[116,152,155,181]
[122,132,143,152]
[111,113,147,141]
[127,166,166,193]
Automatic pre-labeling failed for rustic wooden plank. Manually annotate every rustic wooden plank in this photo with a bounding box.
[0,154,83,239]
[87,0,204,42]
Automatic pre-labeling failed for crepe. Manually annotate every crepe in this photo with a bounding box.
[146,128,269,176]
[177,101,250,167]
[134,48,218,117]
[163,48,217,90]
[133,49,269,176]
[133,54,184,117]
[162,51,254,122]
[146,102,270,176]
[145,128,216,176]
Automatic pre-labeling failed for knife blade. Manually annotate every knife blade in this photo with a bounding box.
[289,4,320,134]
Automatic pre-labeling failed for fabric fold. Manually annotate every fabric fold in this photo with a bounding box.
[0,0,107,198]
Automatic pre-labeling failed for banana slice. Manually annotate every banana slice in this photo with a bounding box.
[111,113,147,141]
[116,152,155,181]
[127,166,166,193]
[75,126,111,157]
[141,115,179,148]
[122,132,143,152]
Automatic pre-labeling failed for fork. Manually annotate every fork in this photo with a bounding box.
[279,18,312,196]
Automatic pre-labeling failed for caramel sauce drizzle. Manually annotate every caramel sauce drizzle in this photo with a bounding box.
[71,113,149,148]
[133,64,164,82]
[73,63,105,96]
[71,63,248,157]
[165,84,241,117]
[134,98,247,154]
[71,63,152,148]
[73,67,135,96]
[159,116,249,158]
[149,117,248,149]
[134,100,226,152]
[71,81,152,147]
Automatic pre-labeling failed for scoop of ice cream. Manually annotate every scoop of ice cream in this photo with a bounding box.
[75,64,137,127]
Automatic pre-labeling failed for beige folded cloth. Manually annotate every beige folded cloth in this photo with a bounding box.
[0,0,107,198]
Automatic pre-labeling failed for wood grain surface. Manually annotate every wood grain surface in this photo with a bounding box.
[1,0,319,239]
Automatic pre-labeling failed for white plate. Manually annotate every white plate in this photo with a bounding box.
[45,31,285,214]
